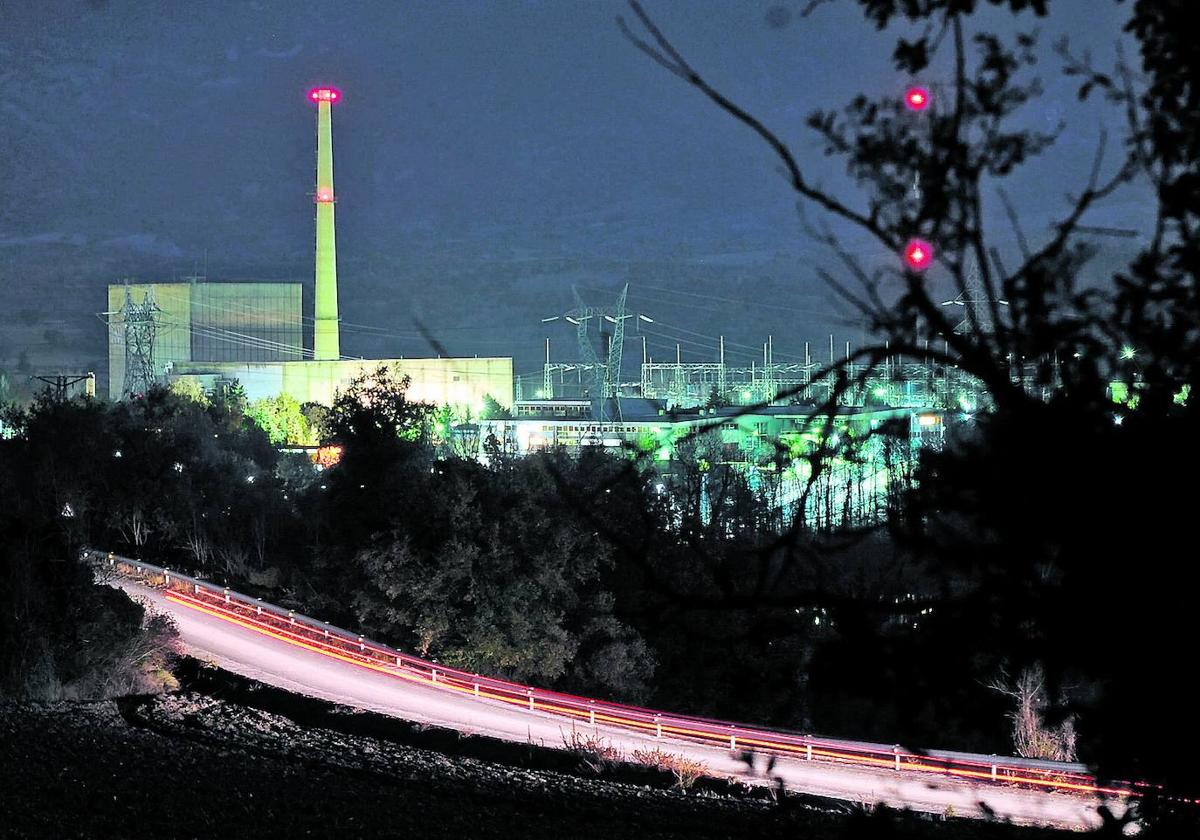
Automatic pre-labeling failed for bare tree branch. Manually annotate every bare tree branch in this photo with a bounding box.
[997,187,1033,261]
[617,1,894,247]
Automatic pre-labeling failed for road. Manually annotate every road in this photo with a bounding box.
[116,578,1122,830]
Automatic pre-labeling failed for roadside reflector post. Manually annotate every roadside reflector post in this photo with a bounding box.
[655,714,662,738]
[431,669,438,683]
[396,656,402,667]
[894,746,901,771]
[324,629,330,639]
[358,635,365,652]
[589,700,596,725]
[527,688,535,711]
[991,763,998,781]
[194,583,200,595]
[806,742,812,761]
[473,681,480,697]
[288,610,295,624]
[164,569,170,585]
[730,727,737,750]
[256,605,262,615]
[224,587,231,604]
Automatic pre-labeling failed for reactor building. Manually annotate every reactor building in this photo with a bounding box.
[108,86,512,411]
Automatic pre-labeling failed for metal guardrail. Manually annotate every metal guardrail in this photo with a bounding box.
[98,551,1132,797]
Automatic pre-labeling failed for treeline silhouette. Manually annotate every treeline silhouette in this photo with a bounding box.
[0,373,945,726]
[0,372,1139,764]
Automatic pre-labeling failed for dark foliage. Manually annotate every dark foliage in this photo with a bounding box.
[0,394,183,699]
[617,0,1200,824]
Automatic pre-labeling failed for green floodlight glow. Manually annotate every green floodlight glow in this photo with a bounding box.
[872,386,887,399]
[1120,346,1136,361]
[656,446,672,461]
[741,390,753,402]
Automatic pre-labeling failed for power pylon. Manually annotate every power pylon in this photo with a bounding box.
[942,254,1008,335]
[30,372,95,401]
[542,284,642,421]
[119,286,162,398]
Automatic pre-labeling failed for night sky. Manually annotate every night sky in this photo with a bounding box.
[1,0,1149,382]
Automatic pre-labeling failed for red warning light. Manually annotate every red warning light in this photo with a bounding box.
[904,86,930,111]
[903,238,934,271]
[315,189,335,204]
[308,87,341,104]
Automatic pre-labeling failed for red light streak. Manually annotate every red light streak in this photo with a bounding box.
[166,593,404,678]
[160,584,1135,799]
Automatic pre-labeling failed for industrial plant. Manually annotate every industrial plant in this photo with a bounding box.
[101,78,1012,519]
[106,86,512,413]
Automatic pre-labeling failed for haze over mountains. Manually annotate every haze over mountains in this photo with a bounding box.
[1,1,1146,387]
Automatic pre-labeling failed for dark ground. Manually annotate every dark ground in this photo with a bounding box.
[0,661,1081,840]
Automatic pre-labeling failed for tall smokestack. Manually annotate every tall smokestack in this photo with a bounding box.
[309,86,341,360]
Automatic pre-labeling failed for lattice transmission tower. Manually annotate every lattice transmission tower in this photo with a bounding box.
[542,284,637,421]
[119,286,162,398]
[941,254,1008,336]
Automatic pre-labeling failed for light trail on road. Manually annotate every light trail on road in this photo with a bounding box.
[106,558,1130,829]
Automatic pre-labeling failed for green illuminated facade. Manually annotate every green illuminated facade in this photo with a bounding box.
[484,403,941,462]
[107,282,303,399]
[172,357,514,412]
[479,401,946,526]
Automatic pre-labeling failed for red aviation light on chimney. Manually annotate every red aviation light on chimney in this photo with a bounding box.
[309,87,341,103]
[903,238,934,271]
[315,188,335,204]
[904,86,930,111]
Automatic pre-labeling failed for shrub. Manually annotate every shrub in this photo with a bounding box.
[990,664,1077,762]
[562,729,625,774]
[631,747,709,790]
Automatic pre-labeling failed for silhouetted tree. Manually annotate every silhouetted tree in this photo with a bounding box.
[478,393,512,420]
[620,0,1200,815]
[351,453,654,696]
[323,365,433,451]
